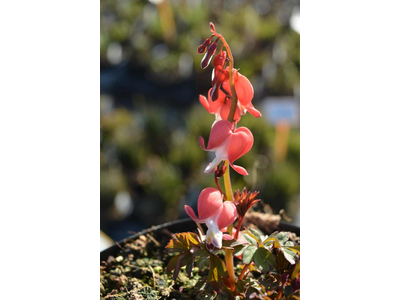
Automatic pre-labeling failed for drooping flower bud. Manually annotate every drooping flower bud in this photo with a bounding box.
[197,36,213,54]
[210,65,229,101]
[213,51,226,68]
[201,39,218,69]
[210,22,215,32]
[210,82,220,101]
[214,163,227,179]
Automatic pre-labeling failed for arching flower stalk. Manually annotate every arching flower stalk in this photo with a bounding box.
[165,23,295,297]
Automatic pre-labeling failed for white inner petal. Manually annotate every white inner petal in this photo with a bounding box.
[205,218,223,249]
[204,140,229,173]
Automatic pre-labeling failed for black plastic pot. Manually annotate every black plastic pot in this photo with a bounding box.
[100,218,300,262]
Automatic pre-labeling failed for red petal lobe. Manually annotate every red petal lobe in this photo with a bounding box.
[197,188,223,220]
[217,201,237,229]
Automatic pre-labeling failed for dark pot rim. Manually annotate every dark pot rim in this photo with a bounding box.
[100,218,299,262]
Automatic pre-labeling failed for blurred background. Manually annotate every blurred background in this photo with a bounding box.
[100,0,300,247]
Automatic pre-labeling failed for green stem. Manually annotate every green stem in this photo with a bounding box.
[222,160,234,234]
[225,249,236,291]
[222,161,233,202]
[222,162,236,291]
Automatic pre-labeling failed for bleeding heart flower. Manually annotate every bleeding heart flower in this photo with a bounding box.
[184,187,237,249]
[201,39,219,69]
[197,36,213,54]
[199,89,241,122]
[199,120,253,176]
[222,69,262,118]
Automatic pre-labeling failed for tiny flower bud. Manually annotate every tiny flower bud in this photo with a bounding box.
[214,164,227,179]
[201,40,218,69]
[210,22,215,31]
[197,36,213,54]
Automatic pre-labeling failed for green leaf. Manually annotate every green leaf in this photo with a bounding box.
[263,237,281,248]
[166,242,208,280]
[242,232,257,245]
[195,247,211,258]
[284,241,294,247]
[208,254,227,291]
[269,231,279,238]
[215,293,229,300]
[166,255,179,274]
[222,238,244,248]
[185,255,195,277]
[283,248,297,265]
[166,253,188,280]
[168,232,198,251]
[242,245,258,264]
[253,247,276,271]
[248,228,262,241]
[287,246,300,256]
[245,229,260,243]
[196,256,208,271]
[166,232,200,253]
[276,232,289,244]
[284,284,294,296]
[233,245,246,257]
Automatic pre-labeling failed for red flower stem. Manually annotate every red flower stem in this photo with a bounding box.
[234,217,243,240]
[238,264,250,281]
[210,30,238,123]
[214,177,223,195]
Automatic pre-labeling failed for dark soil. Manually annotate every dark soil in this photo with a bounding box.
[100,215,299,300]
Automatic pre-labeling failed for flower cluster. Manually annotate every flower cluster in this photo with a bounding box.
[184,187,236,250]
[184,22,262,250]
[198,29,262,122]
[165,23,300,298]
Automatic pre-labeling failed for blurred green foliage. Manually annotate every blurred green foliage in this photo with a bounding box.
[101,98,300,224]
[101,0,300,94]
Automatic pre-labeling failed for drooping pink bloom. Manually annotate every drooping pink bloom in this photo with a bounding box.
[184,187,237,249]
[222,69,262,118]
[199,89,241,122]
[199,120,253,176]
